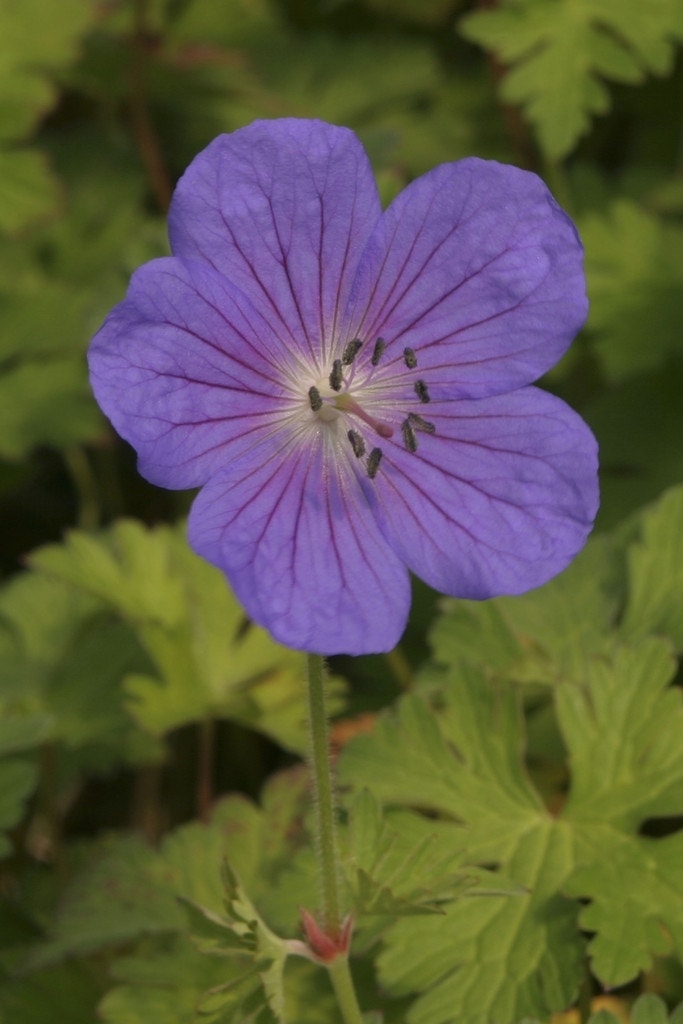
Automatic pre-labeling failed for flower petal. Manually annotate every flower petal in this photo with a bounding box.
[373,387,599,598]
[348,158,587,399]
[187,444,411,655]
[168,118,382,367]
[88,257,292,489]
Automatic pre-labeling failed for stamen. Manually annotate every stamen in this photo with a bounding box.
[367,447,383,479]
[401,419,417,453]
[347,429,365,458]
[329,359,344,392]
[408,412,436,434]
[414,379,431,404]
[308,385,323,412]
[403,347,417,369]
[370,338,386,366]
[342,338,363,365]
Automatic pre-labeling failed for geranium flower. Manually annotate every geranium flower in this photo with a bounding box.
[88,118,598,656]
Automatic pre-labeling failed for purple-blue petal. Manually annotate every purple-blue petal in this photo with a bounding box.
[187,445,411,655]
[347,158,587,399]
[373,387,599,598]
[168,119,382,366]
[88,257,290,489]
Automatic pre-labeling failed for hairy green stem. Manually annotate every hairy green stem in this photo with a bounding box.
[305,654,364,1024]
[328,956,364,1024]
[306,652,342,933]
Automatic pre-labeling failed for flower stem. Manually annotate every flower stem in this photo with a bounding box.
[306,653,342,933]
[305,654,364,1024]
[328,956,364,1024]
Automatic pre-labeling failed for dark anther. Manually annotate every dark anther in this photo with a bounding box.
[329,359,343,392]
[347,429,365,458]
[403,347,417,369]
[401,419,417,454]
[342,338,363,365]
[370,338,386,366]
[308,385,322,412]
[414,379,431,404]
[408,412,436,434]
[367,447,383,479]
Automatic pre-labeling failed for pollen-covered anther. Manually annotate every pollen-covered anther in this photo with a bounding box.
[408,412,436,434]
[308,385,323,412]
[414,379,431,404]
[367,447,383,479]
[403,347,417,369]
[347,429,365,458]
[342,338,363,365]
[401,419,417,453]
[370,338,386,366]
[329,359,344,392]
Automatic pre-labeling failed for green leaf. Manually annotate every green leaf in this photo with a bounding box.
[0,356,102,459]
[559,638,683,829]
[98,936,242,1024]
[620,487,683,648]
[346,790,474,919]
[584,364,683,529]
[632,995,677,1024]
[340,545,683,1020]
[429,533,622,686]
[338,682,585,1022]
[0,758,38,859]
[0,568,158,776]
[0,714,52,757]
[0,149,60,234]
[23,775,317,1022]
[0,0,100,232]
[24,835,185,970]
[377,820,581,1024]
[0,962,103,1024]
[567,829,683,987]
[460,0,683,158]
[179,861,288,1023]
[30,520,321,751]
[168,0,284,49]
[580,200,683,381]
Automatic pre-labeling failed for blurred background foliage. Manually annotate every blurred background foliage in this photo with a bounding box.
[2,0,683,1022]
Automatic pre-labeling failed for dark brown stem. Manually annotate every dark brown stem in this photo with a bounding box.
[475,0,538,171]
[196,718,215,823]
[128,0,173,212]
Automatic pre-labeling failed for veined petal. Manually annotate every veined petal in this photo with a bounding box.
[88,257,293,490]
[187,443,411,656]
[373,387,599,598]
[168,119,382,368]
[348,158,587,399]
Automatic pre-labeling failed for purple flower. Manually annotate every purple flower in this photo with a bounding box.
[88,118,598,656]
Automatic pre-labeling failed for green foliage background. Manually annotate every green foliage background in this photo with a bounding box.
[1,0,683,1021]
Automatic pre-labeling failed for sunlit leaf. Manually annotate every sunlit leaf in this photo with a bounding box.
[30,520,321,751]
[567,828,683,986]
[620,487,683,648]
[460,0,683,158]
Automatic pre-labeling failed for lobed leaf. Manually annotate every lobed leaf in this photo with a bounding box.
[620,486,683,649]
[29,520,323,751]
[580,200,683,382]
[567,829,683,987]
[460,0,683,158]
[559,638,683,829]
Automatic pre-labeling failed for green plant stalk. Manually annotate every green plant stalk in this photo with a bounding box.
[305,653,363,1024]
[328,956,364,1024]
[306,652,342,932]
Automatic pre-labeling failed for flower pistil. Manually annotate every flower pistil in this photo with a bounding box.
[304,335,437,479]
